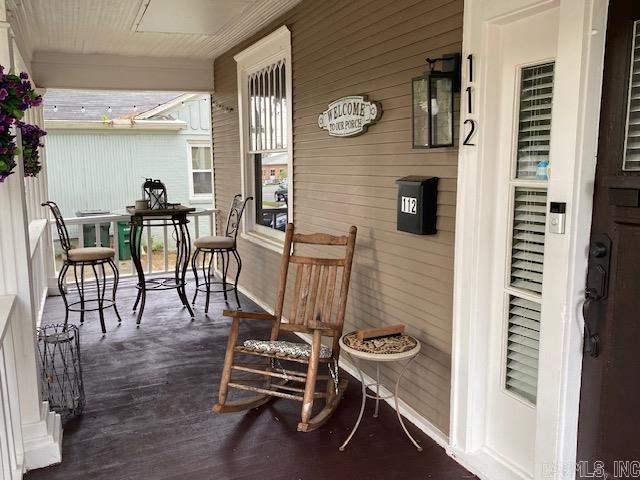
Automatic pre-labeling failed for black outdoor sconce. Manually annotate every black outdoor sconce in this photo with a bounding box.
[412,53,461,149]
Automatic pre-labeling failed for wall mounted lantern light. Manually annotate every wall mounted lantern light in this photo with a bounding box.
[412,54,461,149]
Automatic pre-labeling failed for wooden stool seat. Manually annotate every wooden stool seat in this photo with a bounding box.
[67,247,115,262]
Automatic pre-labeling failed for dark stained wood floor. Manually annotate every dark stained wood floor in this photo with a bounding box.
[26,279,476,480]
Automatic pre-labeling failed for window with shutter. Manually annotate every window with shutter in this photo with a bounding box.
[503,62,554,405]
[623,20,640,171]
[510,188,547,294]
[506,296,540,404]
[516,63,554,179]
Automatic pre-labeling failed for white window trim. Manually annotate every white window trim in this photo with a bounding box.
[235,25,293,249]
[186,139,214,204]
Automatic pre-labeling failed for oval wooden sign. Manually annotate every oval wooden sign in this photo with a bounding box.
[317,95,382,137]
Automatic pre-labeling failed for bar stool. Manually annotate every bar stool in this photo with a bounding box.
[43,201,121,334]
[191,194,252,312]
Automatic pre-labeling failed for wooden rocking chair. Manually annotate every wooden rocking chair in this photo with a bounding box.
[214,223,357,432]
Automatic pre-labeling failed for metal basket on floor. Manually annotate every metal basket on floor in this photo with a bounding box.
[37,324,85,421]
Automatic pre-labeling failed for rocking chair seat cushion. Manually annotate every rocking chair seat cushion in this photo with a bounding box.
[194,235,235,249]
[67,247,115,261]
[242,340,332,359]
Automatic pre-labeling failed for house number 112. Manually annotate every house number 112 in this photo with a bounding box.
[401,196,417,214]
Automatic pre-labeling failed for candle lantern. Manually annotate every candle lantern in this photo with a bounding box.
[412,53,461,149]
[142,178,168,210]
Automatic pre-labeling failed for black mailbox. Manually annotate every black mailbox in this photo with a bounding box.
[396,176,438,235]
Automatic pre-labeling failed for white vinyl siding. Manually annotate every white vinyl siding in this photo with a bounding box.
[623,20,640,171]
[503,61,554,405]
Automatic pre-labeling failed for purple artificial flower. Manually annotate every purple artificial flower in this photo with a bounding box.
[0,88,7,101]
[19,72,28,80]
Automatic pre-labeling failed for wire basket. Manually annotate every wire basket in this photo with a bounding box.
[37,324,85,421]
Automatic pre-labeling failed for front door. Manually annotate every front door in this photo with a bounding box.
[577,0,640,477]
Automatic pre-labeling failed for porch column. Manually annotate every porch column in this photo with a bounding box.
[0,0,62,470]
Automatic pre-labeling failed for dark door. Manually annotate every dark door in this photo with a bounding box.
[577,0,640,477]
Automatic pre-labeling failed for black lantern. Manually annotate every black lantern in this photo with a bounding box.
[412,54,461,149]
[142,178,168,210]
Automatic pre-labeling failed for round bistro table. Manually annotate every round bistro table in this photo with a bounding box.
[338,333,422,452]
[118,205,196,325]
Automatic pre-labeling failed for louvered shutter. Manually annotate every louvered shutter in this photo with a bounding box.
[623,21,640,171]
[502,61,555,406]
[506,296,540,404]
[510,188,547,294]
[516,63,555,179]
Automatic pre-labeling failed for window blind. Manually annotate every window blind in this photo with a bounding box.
[510,187,547,295]
[623,20,640,171]
[248,61,287,153]
[516,63,555,179]
[506,296,540,404]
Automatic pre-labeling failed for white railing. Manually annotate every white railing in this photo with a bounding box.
[0,296,25,480]
[29,219,50,326]
[49,209,217,279]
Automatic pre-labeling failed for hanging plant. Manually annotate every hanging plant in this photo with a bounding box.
[0,117,18,182]
[0,65,43,182]
[18,121,47,178]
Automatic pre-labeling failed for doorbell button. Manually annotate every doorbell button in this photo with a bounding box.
[549,202,566,234]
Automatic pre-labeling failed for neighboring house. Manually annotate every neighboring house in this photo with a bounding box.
[260,151,288,184]
[43,89,214,243]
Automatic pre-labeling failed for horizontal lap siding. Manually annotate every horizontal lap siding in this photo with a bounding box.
[212,0,462,434]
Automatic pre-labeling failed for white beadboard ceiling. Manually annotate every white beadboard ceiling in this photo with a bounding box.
[6,0,299,61]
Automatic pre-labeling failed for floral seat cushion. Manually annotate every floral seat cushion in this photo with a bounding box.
[242,340,332,359]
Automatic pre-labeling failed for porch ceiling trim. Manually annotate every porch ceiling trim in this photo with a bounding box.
[31,52,214,92]
[44,119,187,131]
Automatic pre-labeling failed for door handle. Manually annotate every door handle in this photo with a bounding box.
[583,294,600,358]
[582,234,612,358]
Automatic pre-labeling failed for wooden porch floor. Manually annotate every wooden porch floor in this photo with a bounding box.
[25,281,475,480]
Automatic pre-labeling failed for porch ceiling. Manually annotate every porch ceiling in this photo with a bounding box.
[5,0,300,91]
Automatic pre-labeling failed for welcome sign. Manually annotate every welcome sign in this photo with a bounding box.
[317,95,382,137]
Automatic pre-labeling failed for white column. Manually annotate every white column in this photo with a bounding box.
[0,1,62,471]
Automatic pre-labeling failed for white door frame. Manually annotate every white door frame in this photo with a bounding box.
[450,0,609,478]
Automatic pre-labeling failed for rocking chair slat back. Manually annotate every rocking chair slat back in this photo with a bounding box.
[278,224,357,330]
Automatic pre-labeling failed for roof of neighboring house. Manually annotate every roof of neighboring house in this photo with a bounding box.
[261,152,288,166]
[43,89,184,121]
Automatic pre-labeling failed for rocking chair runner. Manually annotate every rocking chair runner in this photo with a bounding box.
[214,223,357,432]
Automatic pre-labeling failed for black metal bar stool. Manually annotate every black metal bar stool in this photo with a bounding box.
[191,194,252,312]
[43,201,121,334]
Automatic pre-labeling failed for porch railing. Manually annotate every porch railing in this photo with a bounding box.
[0,295,25,479]
[49,209,217,279]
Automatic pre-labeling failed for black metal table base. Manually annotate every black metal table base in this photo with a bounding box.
[130,214,194,325]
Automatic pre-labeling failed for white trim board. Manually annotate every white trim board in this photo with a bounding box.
[233,25,294,248]
[44,119,187,131]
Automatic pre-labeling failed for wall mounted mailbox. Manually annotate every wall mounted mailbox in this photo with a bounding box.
[396,176,438,235]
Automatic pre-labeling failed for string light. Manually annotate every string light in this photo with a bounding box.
[45,98,226,114]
